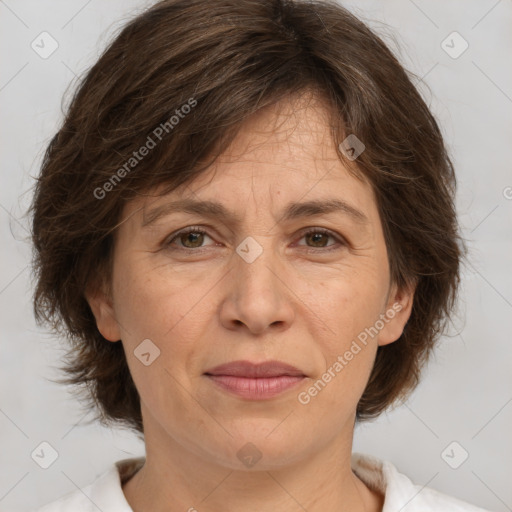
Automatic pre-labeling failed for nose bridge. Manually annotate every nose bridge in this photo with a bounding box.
[234,234,280,294]
[221,232,294,333]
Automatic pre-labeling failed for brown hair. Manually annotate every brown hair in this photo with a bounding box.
[29,0,464,436]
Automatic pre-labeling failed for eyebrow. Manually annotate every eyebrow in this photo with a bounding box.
[141,197,369,228]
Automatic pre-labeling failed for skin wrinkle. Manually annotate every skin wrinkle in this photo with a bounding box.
[86,93,413,512]
[29,0,462,448]
[28,2,465,508]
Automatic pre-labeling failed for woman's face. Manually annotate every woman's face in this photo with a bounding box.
[88,93,413,470]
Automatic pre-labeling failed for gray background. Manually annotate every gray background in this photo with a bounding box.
[0,0,511,510]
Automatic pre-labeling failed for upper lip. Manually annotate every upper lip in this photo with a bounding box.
[204,360,305,378]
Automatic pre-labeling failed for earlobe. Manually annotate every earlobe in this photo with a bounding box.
[378,281,416,347]
[85,285,122,342]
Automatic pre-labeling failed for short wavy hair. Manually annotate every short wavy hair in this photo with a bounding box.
[29,0,464,436]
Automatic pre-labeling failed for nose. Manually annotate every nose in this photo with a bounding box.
[219,240,295,335]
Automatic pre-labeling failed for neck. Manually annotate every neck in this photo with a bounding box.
[122,410,383,512]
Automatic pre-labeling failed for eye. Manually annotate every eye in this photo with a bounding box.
[165,226,215,250]
[163,226,346,252]
[295,228,345,252]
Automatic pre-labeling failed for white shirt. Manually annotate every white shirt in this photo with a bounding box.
[32,452,493,511]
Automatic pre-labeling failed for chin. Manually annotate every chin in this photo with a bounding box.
[207,430,309,471]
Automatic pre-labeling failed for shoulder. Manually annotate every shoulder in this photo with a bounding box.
[351,452,495,512]
[31,479,97,512]
[31,457,145,512]
[32,491,91,512]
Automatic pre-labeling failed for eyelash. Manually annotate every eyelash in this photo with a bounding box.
[163,225,346,253]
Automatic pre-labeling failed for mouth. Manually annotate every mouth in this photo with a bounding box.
[204,360,305,378]
[203,360,306,400]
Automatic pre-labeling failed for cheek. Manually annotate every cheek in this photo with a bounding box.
[112,254,203,340]
[298,263,387,400]
[111,257,220,395]
[310,264,387,341]
[111,262,207,419]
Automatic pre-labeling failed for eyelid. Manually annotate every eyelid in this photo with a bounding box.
[163,225,347,251]
[294,227,348,252]
[165,225,350,254]
[163,225,216,248]
[295,226,345,243]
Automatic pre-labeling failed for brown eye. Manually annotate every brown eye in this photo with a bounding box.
[297,229,344,251]
[179,231,206,248]
[305,231,330,247]
[166,227,214,250]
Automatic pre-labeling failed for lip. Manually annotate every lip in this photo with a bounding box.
[204,360,305,378]
[204,360,306,400]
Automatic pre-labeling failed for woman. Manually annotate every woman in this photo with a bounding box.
[29,0,493,510]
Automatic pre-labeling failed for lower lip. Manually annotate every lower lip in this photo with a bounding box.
[205,375,305,399]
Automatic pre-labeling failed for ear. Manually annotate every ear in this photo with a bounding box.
[85,279,121,343]
[377,279,416,347]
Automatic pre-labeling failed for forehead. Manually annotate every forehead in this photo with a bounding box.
[122,91,376,226]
